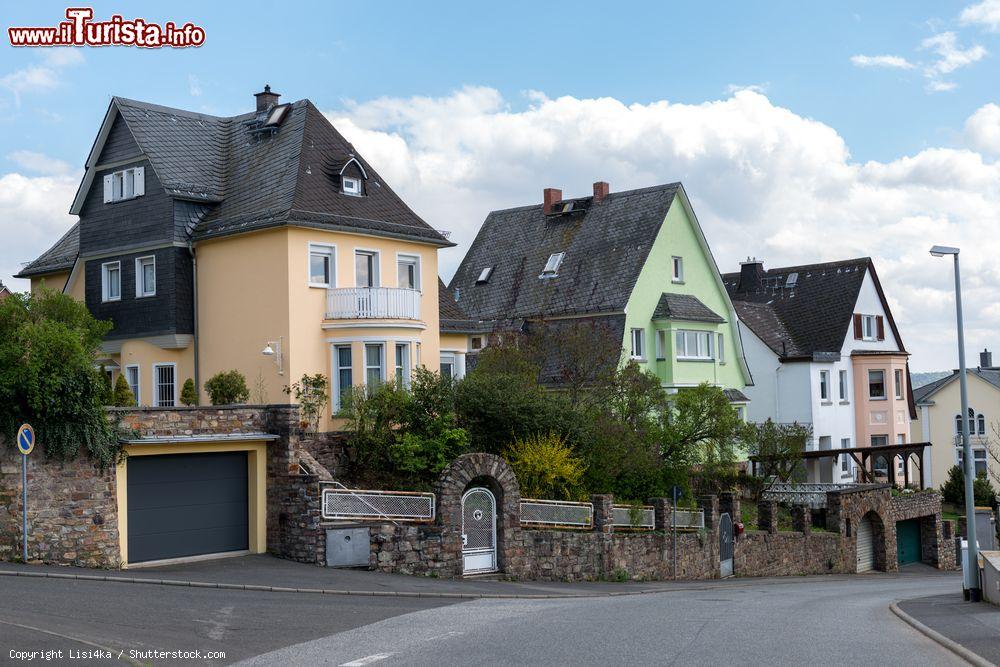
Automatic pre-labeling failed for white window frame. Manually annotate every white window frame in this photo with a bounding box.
[342,176,362,196]
[355,249,381,288]
[840,438,852,474]
[152,363,177,407]
[440,352,456,379]
[125,364,141,405]
[395,343,411,389]
[104,166,144,203]
[134,255,156,298]
[655,330,667,360]
[101,261,121,302]
[675,330,714,361]
[396,253,421,291]
[672,256,684,283]
[364,343,385,390]
[861,314,876,341]
[819,370,830,402]
[540,252,565,278]
[308,243,336,288]
[868,369,886,400]
[630,328,646,360]
[958,448,989,477]
[717,333,724,364]
[894,368,904,400]
[839,369,849,402]
[333,344,353,413]
[470,336,483,351]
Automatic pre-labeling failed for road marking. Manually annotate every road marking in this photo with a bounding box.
[339,653,394,666]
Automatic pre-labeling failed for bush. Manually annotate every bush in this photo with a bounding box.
[180,378,198,406]
[112,374,135,407]
[0,288,121,466]
[204,370,249,405]
[941,464,998,507]
[284,373,329,431]
[504,433,586,500]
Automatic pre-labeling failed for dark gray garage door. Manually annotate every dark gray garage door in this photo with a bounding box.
[127,452,249,563]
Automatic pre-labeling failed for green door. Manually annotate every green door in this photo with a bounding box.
[896,519,921,565]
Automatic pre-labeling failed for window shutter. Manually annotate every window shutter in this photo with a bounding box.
[103,175,113,203]
[876,316,885,341]
[853,314,862,340]
[134,166,145,196]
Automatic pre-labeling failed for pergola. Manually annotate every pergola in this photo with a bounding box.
[751,441,932,489]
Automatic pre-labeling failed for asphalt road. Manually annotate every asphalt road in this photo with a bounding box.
[0,570,966,666]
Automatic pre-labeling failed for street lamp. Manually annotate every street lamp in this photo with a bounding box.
[930,245,981,602]
[261,336,283,376]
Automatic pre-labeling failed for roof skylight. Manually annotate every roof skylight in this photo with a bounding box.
[476,267,494,284]
[540,252,565,277]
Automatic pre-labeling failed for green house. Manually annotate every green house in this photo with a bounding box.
[447,181,752,405]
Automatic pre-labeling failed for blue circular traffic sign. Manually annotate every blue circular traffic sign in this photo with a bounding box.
[16,424,34,455]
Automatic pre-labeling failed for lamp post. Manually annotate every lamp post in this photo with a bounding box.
[930,245,980,601]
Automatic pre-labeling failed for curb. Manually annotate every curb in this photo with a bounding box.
[889,601,996,667]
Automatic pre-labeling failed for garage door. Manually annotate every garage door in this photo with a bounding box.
[896,519,922,565]
[857,516,874,572]
[127,452,249,564]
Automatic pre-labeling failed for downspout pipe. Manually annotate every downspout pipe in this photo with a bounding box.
[188,240,200,405]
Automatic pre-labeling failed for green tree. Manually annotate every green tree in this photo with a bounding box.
[112,374,136,407]
[179,378,198,406]
[203,370,250,405]
[741,420,811,500]
[941,464,999,507]
[0,288,121,466]
[99,365,114,405]
[283,373,329,432]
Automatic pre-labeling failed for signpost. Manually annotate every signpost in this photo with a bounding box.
[16,424,34,563]
[670,485,683,580]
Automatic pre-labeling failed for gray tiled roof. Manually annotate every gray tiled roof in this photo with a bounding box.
[449,184,680,320]
[438,278,495,333]
[16,222,79,278]
[723,388,750,402]
[652,293,725,323]
[722,258,890,359]
[107,97,452,245]
[913,368,1000,404]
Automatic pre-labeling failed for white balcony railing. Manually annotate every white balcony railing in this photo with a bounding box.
[326,287,421,320]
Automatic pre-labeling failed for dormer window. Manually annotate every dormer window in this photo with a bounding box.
[103,166,145,203]
[342,176,362,196]
[476,267,494,284]
[540,252,565,278]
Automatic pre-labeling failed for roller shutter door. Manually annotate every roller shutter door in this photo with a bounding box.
[857,516,874,572]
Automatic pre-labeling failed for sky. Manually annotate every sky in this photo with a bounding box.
[3,1,1000,371]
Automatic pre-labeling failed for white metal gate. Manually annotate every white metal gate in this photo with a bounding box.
[462,487,497,574]
[719,512,734,578]
[857,516,874,572]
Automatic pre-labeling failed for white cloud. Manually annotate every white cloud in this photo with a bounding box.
[850,54,915,70]
[965,103,1000,154]
[324,87,1000,370]
[188,74,202,97]
[926,80,958,92]
[7,150,72,175]
[960,0,1000,30]
[921,31,987,75]
[726,83,769,94]
[1,49,84,105]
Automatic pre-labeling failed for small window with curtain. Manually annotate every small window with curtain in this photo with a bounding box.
[672,257,684,283]
[630,328,646,360]
[395,343,410,389]
[334,345,353,413]
[364,343,384,389]
[135,256,156,297]
[839,370,849,402]
[893,369,903,400]
[819,370,830,401]
[868,369,886,399]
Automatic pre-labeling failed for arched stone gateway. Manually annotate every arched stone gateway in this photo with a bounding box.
[436,453,521,574]
[826,486,895,572]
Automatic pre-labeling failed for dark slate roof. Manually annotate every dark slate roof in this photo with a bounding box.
[723,388,750,402]
[913,368,1000,404]
[439,278,493,333]
[16,222,79,278]
[525,315,626,386]
[652,293,725,323]
[722,258,903,359]
[448,184,680,320]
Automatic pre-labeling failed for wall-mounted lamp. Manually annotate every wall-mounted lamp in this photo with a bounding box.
[261,336,284,375]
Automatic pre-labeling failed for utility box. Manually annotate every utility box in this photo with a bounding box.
[326,528,371,568]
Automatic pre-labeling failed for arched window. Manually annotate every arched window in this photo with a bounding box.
[955,407,986,435]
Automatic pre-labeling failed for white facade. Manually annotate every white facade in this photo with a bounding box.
[740,267,906,484]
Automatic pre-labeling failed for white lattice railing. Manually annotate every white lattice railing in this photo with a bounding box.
[672,509,705,530]
[326,287,421,320]
[762,483,859,509]
[321,487,435,522]
[612,505,655,530]
[520,499,593,528]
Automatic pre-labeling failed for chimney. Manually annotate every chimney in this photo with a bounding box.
[593,181,610,203]
[737,257,765,294]
[254,84,280,112]
[543,188,563,214]
[981,348,993,369]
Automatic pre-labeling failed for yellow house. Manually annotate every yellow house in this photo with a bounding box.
[912,352,1000,490]
[16,86,454,431]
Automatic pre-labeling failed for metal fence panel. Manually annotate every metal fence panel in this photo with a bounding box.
[762,483,858,509]
[520,499,593,528]
[673,509,705,530]
[321,488,435,522]
[612,505,655,530]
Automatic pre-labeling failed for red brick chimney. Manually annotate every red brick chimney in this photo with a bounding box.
[543,188,562,214]
[593,181,609,203]
[254,84,280,112]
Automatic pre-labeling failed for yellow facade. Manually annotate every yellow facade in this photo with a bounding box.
[115,439,269,567]
[117,339,195,407]
[29,271,70,294]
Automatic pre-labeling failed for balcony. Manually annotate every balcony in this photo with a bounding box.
[326,287,421,320]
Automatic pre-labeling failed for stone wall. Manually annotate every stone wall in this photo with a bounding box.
[0,442,119,568]
[111,404,275,436]
[735,531,846,576]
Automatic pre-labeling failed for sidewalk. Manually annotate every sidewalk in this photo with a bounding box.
[0,553,958,599]
[896,593,1000,666]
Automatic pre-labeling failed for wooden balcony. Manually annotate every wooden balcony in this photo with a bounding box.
[326,287,421,320]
